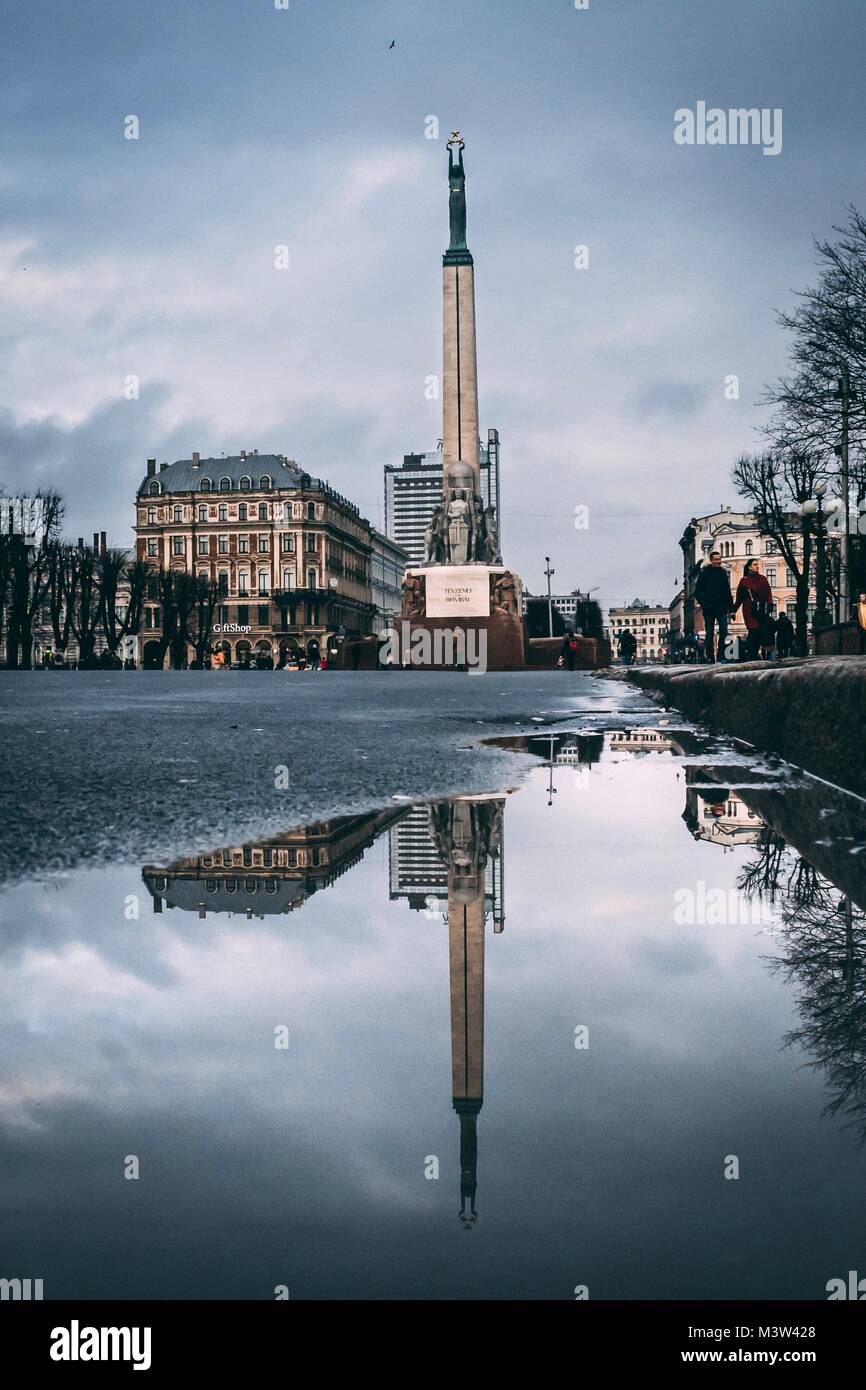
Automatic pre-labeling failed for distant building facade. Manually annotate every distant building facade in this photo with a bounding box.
[370,528,410,636]
[135,452,375,668]
[677,507,815,648]
[521,588,597,627]
[384,430,500,566]
[609,599,670,662]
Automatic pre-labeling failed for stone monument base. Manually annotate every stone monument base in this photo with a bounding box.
[399,565,526,671]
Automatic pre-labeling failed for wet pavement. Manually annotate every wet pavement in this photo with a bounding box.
[0,670,657,881]
[2,701,866,1300]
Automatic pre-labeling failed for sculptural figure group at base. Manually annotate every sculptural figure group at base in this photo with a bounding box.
[424,488,501,567]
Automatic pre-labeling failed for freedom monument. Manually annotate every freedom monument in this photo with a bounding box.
[400,134,526,669]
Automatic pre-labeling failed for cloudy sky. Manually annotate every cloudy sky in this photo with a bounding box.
[1,0,864,609]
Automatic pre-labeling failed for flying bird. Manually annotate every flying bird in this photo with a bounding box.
[388,39,395,49]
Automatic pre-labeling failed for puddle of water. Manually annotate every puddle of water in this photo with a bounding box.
[1,728,865,1299]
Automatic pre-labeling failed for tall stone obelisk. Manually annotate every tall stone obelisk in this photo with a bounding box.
[442,136,481,500]
[398,134,525,669]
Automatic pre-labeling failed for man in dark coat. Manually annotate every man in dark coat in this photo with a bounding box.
[775,610,795,659]
[694,550,734,663]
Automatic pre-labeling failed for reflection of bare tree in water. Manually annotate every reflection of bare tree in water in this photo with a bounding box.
[740,839,866,1142]
[737,831,786,905]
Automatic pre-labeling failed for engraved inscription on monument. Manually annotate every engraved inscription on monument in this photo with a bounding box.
[424,566,492,618]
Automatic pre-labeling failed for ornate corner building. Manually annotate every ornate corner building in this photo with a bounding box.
[134,451,376,667]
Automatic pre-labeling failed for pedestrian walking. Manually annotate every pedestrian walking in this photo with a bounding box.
[694,550,734,663]
[561,629,579,671]
[775,610,795,659]
[760,605,778,660]
[733,558,774,661]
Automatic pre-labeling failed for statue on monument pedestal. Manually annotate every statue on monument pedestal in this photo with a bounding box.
[424,505,448,565]
[447,132,467,252]
[401,572,425,620]
[446,492,472,565]
[492,571,518,616]
[481,505,501,565]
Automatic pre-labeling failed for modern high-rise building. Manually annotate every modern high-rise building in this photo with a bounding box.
[384,429,500,567]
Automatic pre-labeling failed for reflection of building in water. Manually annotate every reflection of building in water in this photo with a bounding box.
[609,730,675,754]
[142,808,406,919]
[389,803,504,930]
[681,778,767,849]
[544,734,605,765]
[426,795,506,1227]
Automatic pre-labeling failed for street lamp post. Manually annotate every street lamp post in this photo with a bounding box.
[544,556,555,638]
[800,483,831,643]
[830,368,860,619]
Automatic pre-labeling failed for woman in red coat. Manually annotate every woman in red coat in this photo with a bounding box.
[733,558,774,660]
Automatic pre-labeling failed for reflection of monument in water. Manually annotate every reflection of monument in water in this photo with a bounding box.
[143,789,508,1225]
[428,796,506,1225]
[141,808,405,919]
[388,803,504,928]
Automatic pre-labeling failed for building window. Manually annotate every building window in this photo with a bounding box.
[308,569,317,590]
[257,604,269,625]
[198,569,208,581]
[149,480,161,495]
[282,534,294,552]
[258,503,268,520]
[218,572,228,595]
[307,502,316,520]
[785,568,795,587]
[147,539,158,557]
[219,476,231,492]
[219,504,228,522]
[306,534,316,552]
[219,604,229,623]
[766,567,777,587]
[238,503,247,522]
[237,605,249,625]
[765,540,774,554]
[282,569,292,589]
[258,571,269,594]
[148,507,157,524]
[198,504,207,522]
[173,505,182,522]
[200,477,212,492]
[198,537,209,555]
[239,572,249,596]
[172,536,184,556]
[240,476,251,491]
[218,535,228,554]
[258,535,268,553]
[745,540,753,556]
[261,476,272,490]
[238,535,249,554]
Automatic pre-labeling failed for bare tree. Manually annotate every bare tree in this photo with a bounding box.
[5,490,64,668]
[99,551,148,658]
[67,543,102,668]
[189,575,220,666]
[732,449,826,652]
[764,207,866,458]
